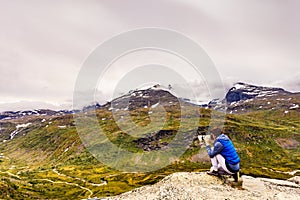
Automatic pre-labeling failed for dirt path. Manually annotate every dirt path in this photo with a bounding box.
[0,171,21,179]
[52,168,107,186]
[32,178,94,199]
[1,168,103,199]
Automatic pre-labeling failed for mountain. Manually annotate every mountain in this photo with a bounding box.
[0,83,299,199]
[104,86,181,110]
[0,109,77,120]
[224,82,300,114]
[226,82,290,103]
[3,82,297,120]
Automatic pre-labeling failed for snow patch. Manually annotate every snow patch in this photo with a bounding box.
[289,105,299,109]
[16,123,32,129]
[10,123,32,139]
[151,102,160,108]
[233,83,246,90]
[230,102,237,105]
[186,100,208,106]
[244,99,253,102]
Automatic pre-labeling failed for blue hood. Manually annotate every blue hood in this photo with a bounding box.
[216,134,230,141]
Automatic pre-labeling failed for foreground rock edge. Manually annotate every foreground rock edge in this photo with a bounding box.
[95,172,300,200]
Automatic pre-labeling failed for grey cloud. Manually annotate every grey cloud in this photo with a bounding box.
[0,101,62,112]
[0,0,299,111]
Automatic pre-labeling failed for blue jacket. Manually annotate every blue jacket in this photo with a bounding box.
[206,134,240,172]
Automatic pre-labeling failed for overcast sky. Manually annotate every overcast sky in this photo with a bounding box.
[1,0,300,111]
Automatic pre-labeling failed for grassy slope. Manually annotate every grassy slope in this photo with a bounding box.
[0,107,299,199]
[229,110,300,178]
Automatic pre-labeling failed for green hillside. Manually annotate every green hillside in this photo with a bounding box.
[0,104,300,199]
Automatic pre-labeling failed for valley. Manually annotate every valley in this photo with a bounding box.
[0,83,299,199]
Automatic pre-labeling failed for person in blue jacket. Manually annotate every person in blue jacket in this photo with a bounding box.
[202,130,240,181]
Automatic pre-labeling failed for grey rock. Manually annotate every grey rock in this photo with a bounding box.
[100,172,300,200]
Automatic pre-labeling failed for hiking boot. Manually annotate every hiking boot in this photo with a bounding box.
[218,167,231,175]
[207,170,219,176]
[232,172,239,182]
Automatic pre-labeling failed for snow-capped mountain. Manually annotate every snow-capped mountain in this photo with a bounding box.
[1,83,299,121]
[225,82,300,113]
[106,86,180,110]
[225,82,290,103]
[0,109,76,120]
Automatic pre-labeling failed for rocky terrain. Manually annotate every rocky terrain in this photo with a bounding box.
[0,109,76,120]
[225,82,291,103]
[103,172,300,200]
[224,82,300,114]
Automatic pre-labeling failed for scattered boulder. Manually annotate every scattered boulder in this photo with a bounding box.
[275,138,299,149]
[289,176,300,185]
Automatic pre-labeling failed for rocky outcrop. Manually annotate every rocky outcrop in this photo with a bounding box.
[225,82,288,104]
[109,88,180,111]
[224,82,300,113]
[134,130,175,151]
[102,172,300,200]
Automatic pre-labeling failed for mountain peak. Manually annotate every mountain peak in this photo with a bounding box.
[107,86,178,111]
[224,82,300,114]
[226,82,288,104]
[232,82,249,90]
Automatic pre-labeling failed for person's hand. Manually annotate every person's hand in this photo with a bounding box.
[197,135,205,146]
[204,135,211,145]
